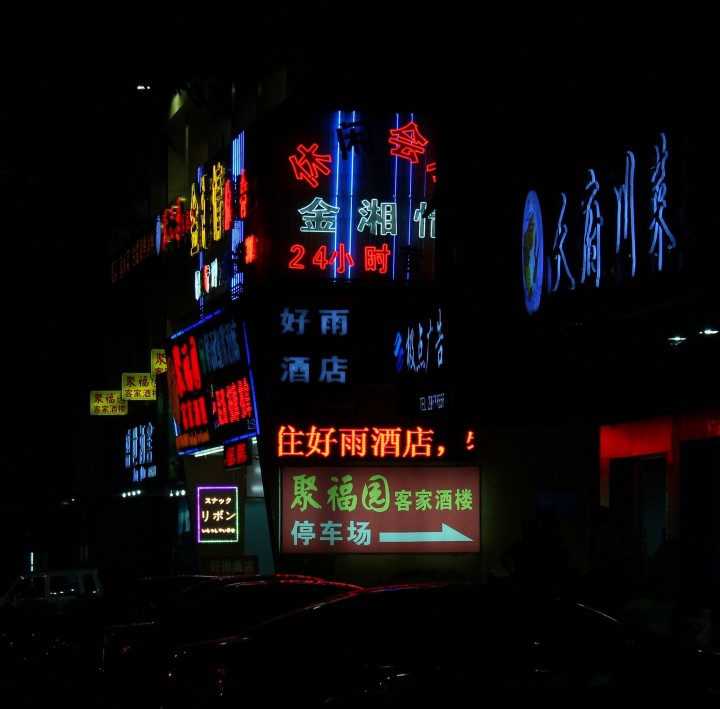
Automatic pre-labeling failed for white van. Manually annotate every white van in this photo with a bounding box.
[0,568,103,612]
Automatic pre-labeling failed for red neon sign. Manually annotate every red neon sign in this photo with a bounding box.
[288,143,332,188]
[388,121,428,163]
[277,425,446,459]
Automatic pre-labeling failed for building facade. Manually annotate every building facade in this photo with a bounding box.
[52,32,718,629]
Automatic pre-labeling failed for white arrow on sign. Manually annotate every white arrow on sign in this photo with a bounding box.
[379,523,473,543]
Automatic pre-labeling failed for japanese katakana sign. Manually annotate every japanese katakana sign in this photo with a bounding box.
[197,485,240,543]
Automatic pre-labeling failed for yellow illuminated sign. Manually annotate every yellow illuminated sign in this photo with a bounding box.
[90,391,128,416]
[121,373,157,400]
[150,349,167,375]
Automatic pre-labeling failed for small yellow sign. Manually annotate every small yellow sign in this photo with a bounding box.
[121,373,157,400]
[90,391,128,416]
[151,349,167,375]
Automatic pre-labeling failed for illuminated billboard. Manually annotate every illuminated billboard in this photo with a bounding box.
[90,391,127,416]
[197,485,240,544]
[280,466,480,554]
[167,307,260,455]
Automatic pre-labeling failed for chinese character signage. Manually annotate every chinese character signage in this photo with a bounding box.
[253,284,455,422]
[391,294,453,420]
[260,291,358,412]
[280,467,479,554]
[277,424,447,460]
[121,373,157,400]
[90,391,127,416]
[197,485,240,543]
[247,110,437,283]
[200,556,258,575]
[527,130,703,316]
[158,110,438,333]
[167,307,260,455]
[275,421,476,463]
[124,421,157,483]
[151,349,167,375]
[277,302,352,387]
[223,441,249,468]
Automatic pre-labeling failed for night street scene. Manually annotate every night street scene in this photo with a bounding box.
[1,3,718,706]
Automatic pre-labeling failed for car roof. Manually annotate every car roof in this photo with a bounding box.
[169,573,342,607]
[16,568,100,578]
[108,575,364,646]
[171,581,581,655]
[174,575,361,611]
[238,581,609,638]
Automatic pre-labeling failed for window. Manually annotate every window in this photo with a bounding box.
[49,574,80,597]
[82,574,99,595]
[14,577,44,602]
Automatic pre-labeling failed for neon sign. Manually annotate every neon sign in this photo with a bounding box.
[125,422,156,483]
[277,424,445,459]
[224,440,249,468]
[522,191,544,315]
[159,197,192,253]
[530,131,685,315]
[194,258,221,299]
[394,307,444,374]
[167,308,260,455]
[279,306,350,385]
[289,143,332,187]
[276,111,437,282]
[387,121,428,162]
[197,485,239,543]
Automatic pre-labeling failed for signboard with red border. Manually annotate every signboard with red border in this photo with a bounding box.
[280,466,479,554]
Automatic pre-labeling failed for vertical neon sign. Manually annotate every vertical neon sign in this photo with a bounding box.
[231,132,245,299]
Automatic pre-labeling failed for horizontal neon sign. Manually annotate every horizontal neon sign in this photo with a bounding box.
[276,424,471,460]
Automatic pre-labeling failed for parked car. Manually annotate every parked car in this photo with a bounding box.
[100,573,218,625]
[0,569,105,681]
[163,581,720,708]
[100,574,362,706]
[0,572,232,705]
[102,571,335,630]
[0,568,103,613]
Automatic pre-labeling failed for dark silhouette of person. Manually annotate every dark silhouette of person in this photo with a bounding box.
[587,505,626,612]
[500,517,545,584]
[501,509,570,593]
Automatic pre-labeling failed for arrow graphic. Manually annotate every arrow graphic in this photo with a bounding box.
[379,523,473,543]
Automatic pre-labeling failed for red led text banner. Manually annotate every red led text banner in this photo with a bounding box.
[275,425,475,465]
[280,466,480,554]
